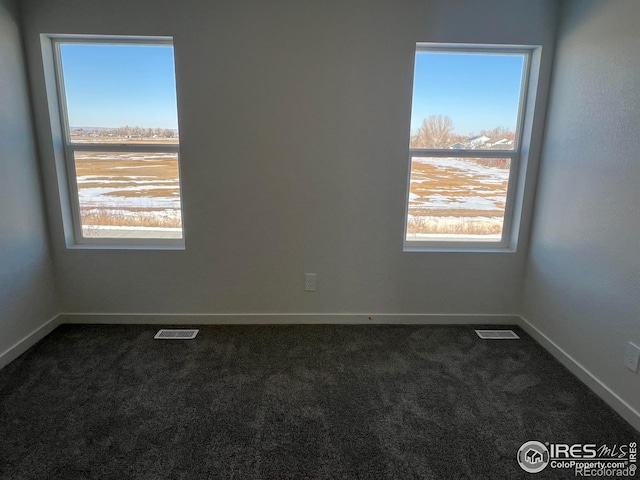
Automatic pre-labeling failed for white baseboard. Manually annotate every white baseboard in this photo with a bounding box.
[0,314,61,369]
[59,312,520,325]
[518,315,640,433]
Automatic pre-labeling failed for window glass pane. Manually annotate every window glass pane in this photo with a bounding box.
[409,51,524,150]
[74,151,182,239]
[59,43,179,144]
[406,156,510,242]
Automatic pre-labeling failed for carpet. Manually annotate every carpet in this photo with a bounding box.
[0,324,636,479]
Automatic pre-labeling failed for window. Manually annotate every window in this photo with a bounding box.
[405,44,536,251]
[50,36,184,248]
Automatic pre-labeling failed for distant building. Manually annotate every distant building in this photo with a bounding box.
[465,135,490,148]
[449,135,492,150]
[488,138,514,149]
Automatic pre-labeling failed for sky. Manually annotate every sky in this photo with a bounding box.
[410,52,524,136]
[60,43,179,130]
[59,44,522,135]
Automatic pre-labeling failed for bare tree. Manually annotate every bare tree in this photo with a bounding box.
[411,115,454,148]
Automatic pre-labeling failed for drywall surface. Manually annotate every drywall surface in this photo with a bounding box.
[22,0,556,315]
[523,0,640,421]
[0,0,58,357]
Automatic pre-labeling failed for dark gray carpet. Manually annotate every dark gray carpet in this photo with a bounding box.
[0,324,636,479]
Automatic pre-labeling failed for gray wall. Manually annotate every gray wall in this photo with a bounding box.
[0,0,58,357]
[523,0,640,415]
[21,0,557,315]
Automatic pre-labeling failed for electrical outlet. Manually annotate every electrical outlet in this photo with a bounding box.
[624,342,640,372]
[304,273,316,292]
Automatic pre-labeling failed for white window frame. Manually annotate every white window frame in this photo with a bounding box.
[404,43,538,253]
[47,35,185,249]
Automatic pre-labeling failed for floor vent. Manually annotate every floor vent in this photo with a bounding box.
[475,329,519,340]
[154,329,199,340]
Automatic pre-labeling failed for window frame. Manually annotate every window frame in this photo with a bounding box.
[404,43,536,253]
[48,35,185,249]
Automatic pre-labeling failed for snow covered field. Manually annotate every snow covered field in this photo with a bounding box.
[73,153,508,241]
[74,152,182,238]
[407,157,510,240]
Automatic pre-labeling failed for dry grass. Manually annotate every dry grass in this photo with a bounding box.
[74,154,179,185]
[406,216,502,236]
[81,210,181,228]
[102,189,179,198]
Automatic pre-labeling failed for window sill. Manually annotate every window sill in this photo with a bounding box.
[65,243,185,251]
[403,245,516,254]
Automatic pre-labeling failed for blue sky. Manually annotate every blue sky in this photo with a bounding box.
[59,44,521,135]
[410,52,524,136]
[60,43,179,129]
